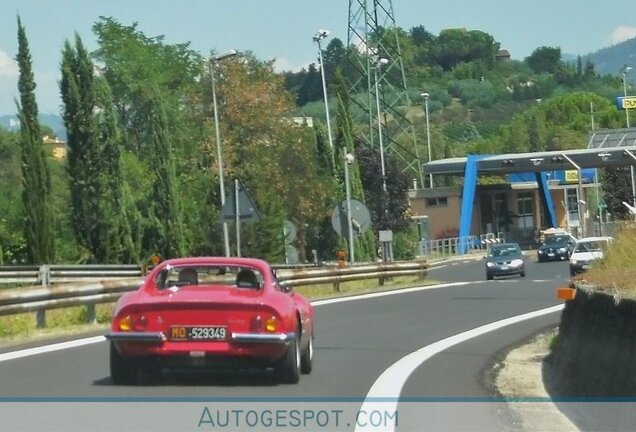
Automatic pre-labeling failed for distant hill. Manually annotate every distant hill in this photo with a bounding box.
[0,114,66,140]
[584,37,636,79]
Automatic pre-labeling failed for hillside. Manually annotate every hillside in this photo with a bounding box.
[585,37,636,79]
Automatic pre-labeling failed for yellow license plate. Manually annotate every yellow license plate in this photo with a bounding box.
[169,326,227,341]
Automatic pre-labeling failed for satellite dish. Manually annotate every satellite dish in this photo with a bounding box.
[283,220,297,244]
[331,199,372,238]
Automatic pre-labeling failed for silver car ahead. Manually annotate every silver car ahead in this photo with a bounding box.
[485,243,526,280]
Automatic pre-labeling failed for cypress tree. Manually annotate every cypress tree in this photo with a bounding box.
[61,34,139,263]
[333,68,376,261]
[61,35,99,261]
[16,17,55,264]
[144,94,185,259]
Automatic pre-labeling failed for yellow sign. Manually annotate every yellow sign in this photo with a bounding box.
[564,170,578,182]
[623,97,636,110]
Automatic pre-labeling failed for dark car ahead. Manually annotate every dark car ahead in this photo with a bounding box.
[485,243,525,280]
[537,234,576,262]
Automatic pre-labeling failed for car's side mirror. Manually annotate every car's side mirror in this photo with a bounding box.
[280,283,292,293]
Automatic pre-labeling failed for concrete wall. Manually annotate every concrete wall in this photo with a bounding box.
[552,288,636,396]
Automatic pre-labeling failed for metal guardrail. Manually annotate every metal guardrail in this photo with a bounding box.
[0,260,428,327]
[419,233,506,257]
[0,264,144,285]
[0,263,321,285]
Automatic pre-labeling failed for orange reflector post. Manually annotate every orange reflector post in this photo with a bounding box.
[556,287,576,301]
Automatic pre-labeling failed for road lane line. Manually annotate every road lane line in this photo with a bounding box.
[0,336,105,363]
[354,303,564,432]
[311,282,470,307]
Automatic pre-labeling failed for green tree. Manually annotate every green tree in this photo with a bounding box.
[602,167,631,220]
[143,94,185,259]
[333,69,376,261]
[60,35,100,261]
[93,77,140,262]
[527,115,543,152]
[16,17,55,264]
[61,35,138,263]
[526,46,562,74]
[356,143,411,233]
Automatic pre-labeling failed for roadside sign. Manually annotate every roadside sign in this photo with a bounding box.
[220,179,260,222]
[616,96,636,110]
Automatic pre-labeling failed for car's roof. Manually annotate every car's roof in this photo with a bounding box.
[492,242,521,248]
[158,256,271,269]
[574,236,613,243]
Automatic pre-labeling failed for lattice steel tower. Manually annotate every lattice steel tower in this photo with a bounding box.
[347,0,423,186]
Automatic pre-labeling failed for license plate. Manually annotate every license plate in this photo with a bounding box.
[500,266,509,270]
[548,253,555,257]
[169,326,227,341]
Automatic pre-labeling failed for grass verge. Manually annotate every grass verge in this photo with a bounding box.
[579,222,636,296]
[0,275,438,345]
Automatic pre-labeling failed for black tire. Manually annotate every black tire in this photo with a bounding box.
[276,338,300,384]
[486,272,493,281]
[110,342,139,385]
[537,256,543,263]
[300,333,314,375]
[520,271,526,277]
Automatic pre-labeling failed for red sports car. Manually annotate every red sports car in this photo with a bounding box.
[105,257,314,384]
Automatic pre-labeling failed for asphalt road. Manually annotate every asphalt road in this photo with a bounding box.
[0,256,572,430]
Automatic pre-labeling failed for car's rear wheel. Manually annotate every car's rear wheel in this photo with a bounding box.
[276,338,300,384]
[110,342,139,385]
[300,332,314,374]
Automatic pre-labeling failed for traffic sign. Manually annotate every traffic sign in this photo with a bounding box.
[220,179,260,222]
[616,96,636,110]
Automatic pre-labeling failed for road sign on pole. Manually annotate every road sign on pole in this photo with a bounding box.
[220,179,260,222]
[616,96,636,111]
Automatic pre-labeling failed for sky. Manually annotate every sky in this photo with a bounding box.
[1,0,636,115]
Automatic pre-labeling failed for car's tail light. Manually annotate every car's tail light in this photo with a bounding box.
[118,315,133,332]
[134,315,148,331]
[251,315,263,332]
[265,316,278,333]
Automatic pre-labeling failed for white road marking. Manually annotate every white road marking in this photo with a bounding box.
[354,303,564,432]
[0,336,105,363]
[311,282,470,307]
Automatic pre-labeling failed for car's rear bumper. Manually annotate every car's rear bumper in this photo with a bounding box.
[538,251,569,261]
[231,332,295,343]
[105,332,166,343]
[105,331,294,343]
[489,268,524,276]
[106,331,296,360]
[569,263,589,276]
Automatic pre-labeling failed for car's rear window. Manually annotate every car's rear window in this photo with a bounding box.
[489,245,521,257]
[574,241,607,253]
[154,265,264,290]
[545,235,567,244]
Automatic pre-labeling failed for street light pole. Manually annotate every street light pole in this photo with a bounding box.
[209,49,237,257]
[621,65,636,209]
[344,149,355,264]
[622,66,632,127]
[421,92,433,188]
[314,30,335,166]
[374,58,389,192]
